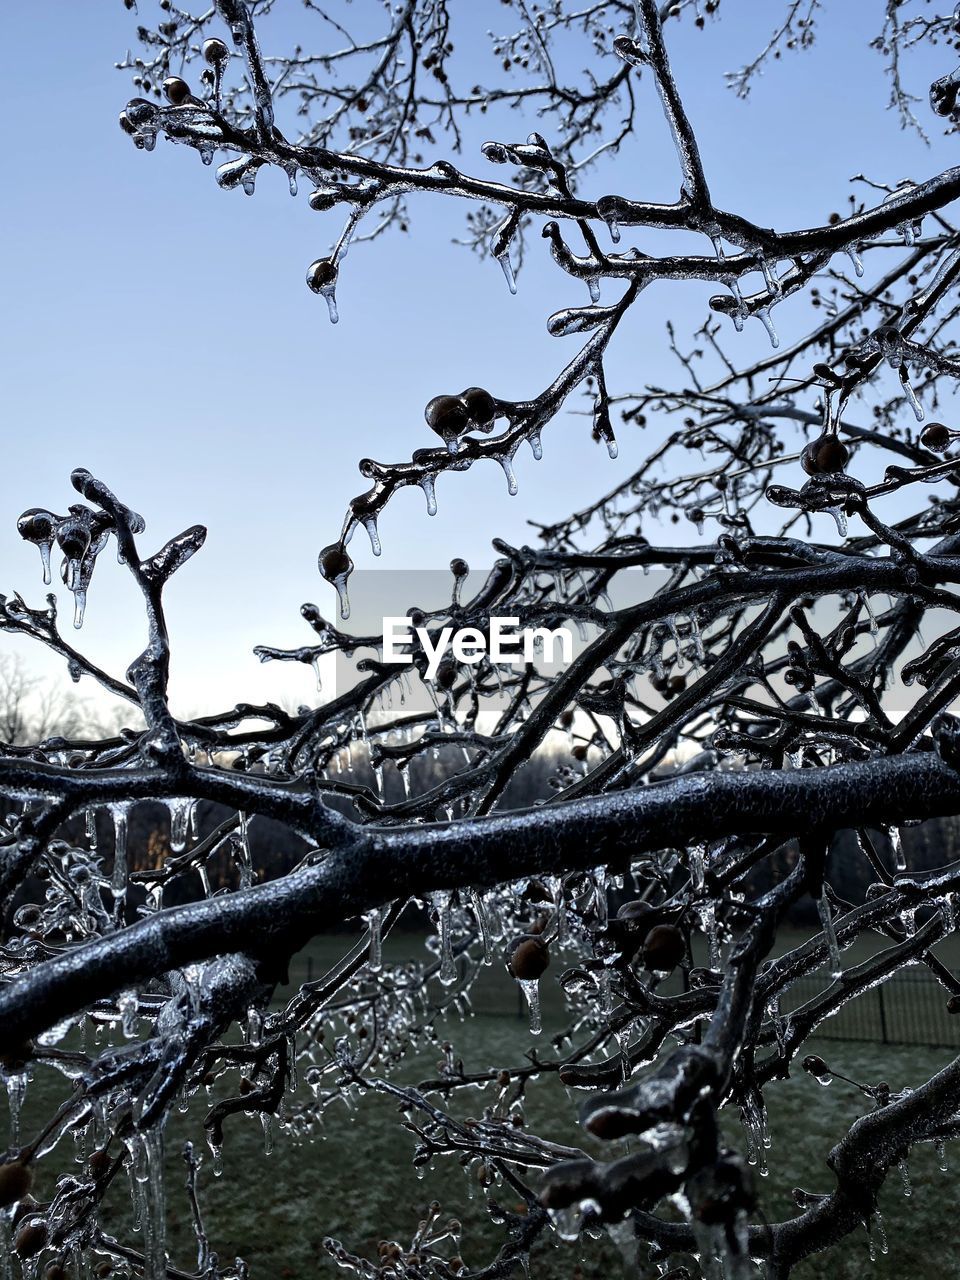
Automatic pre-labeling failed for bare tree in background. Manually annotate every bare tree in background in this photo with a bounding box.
[7,2,960,1277]
[0,654,90,747]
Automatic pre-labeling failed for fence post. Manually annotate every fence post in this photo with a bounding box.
[878,982,889,1045]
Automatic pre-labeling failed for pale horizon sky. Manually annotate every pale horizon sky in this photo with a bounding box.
[0,2,954,722]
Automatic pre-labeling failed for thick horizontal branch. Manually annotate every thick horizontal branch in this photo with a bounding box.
[3,751,960,1049]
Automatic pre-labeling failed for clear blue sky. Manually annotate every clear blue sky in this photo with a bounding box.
[0,2,954,719]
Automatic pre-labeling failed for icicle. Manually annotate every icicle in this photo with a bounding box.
[889,826,906,873]
[729,279,746,331]
[496,250,518,294]
[119,989,139,1038]
[113,807,128,895]
[169,799,192,853]
[825,505,848,538]
[605,435,618,459]
[518,978,542,1034]
[6,1073,26,1146]
[498,454,519,495]
[206,1132,223,1178]
[366,907,383,973]
[898,1158,912,1197]
[38,539,52,585]
[528,432,543,461]
[690,839,707,889]
[438,896,457,986]
[593,866,609,929]
[361,515,381,556]
[902,376,924,422]
[549,1204,585,1242]
[310,654,323,693]
[420,474,438,516]
[470,889,493,964]
[941,894,957,934]
[587,276,601,304]
[142,1126,167,1280]
[334,572,351,620]
[284,162,298,196]
[236,812,253,890]
[873,1209,888,1255]
[935,1138,949,1172]
[818,892,842,978]
[85,807,98,850]
[847,244,865,277]
[261,1112,275,1156]
[757,305,779,348]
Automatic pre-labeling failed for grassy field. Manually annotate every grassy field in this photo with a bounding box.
[16,929,960,1279]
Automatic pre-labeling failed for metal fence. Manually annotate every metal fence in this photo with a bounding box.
[784,970,960,1048]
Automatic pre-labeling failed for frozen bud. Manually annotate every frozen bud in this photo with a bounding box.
[812,362,842,386]
[162,76,191,105]
[425,394,470,447]
[123,98,159,127]
[617,899,656,926]
[0,1160,32,1208]
[318,543,352,583]
[14,1220,47,1258]
[506,935,550,980]
[306,258,338,292]
[800,435,849,476]
[930,72,960,117]
[459,386,496,426]
[450,557,469,578]
[497,1070,511,1086]
[641,923,685,972]
[481,141,509,164]
[57,520,91,560]
[921,422,951,452]
[802,1054,831,1081]
[309,189,338,212]
[434,655,457,690]
[203,37,230,64]
[17,508,55,543]
[947,994,960,1014]
[88,1149,112,1180]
